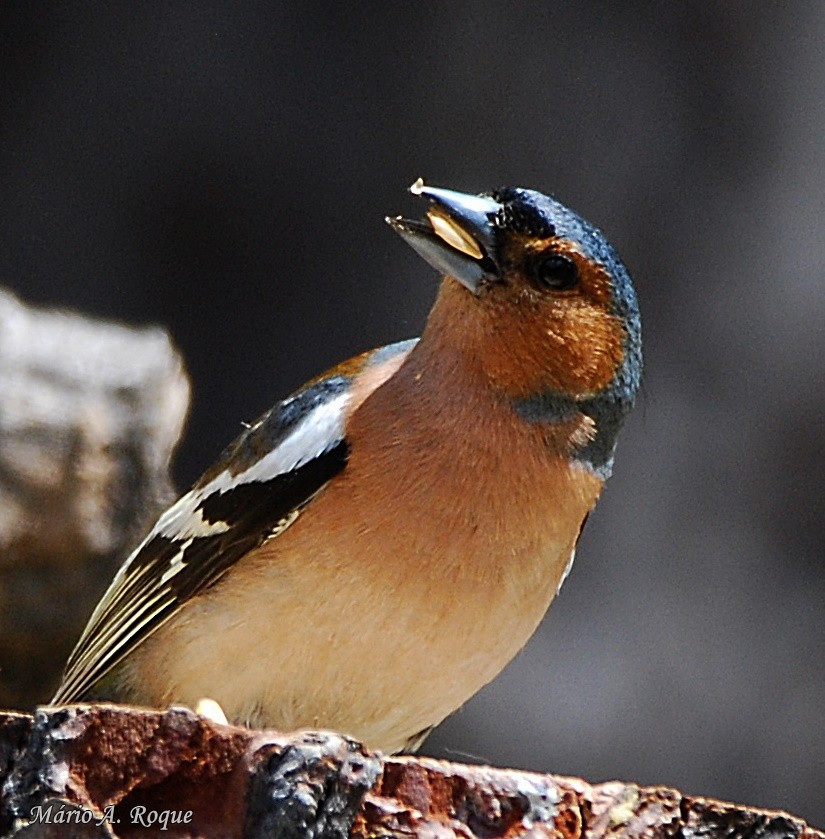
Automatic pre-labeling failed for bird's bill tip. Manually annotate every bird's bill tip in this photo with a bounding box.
[388,179,504,293]
[407,179,502,220]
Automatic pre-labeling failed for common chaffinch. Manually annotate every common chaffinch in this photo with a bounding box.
[52,180,642,754]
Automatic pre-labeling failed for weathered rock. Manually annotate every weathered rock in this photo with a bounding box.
[0,289,189,708]
[0,707,820,839]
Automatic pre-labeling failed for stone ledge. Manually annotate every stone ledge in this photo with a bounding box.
[0,706,820,839]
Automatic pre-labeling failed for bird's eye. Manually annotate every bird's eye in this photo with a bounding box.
[535,254,578,291]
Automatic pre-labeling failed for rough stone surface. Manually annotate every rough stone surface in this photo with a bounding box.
[245,732,381,839]
[0,707,820,839]
[0,288,190,708]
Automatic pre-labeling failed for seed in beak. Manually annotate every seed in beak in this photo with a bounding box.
[426,209,484,260]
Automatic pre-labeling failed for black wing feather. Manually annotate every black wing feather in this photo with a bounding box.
[52,378,351,704]
[53,339,418,705]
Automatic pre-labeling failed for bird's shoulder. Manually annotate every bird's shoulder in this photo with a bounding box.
[52,338,418,704]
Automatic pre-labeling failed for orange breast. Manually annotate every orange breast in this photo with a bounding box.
[123,340,602,752]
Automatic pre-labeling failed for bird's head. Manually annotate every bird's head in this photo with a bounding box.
[387,180,642,476]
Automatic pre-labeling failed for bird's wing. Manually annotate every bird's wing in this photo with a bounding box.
[53,338,418,704]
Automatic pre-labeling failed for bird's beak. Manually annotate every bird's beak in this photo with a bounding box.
[386,179,503,294]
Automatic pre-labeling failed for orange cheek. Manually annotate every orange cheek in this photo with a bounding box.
[480,302,627,398]
[419,269,628,402]
[476,241,628,399]
[543,305,627,394]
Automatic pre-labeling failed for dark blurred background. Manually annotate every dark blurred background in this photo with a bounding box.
[2,1,824,824]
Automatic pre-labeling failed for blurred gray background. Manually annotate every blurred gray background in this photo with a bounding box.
[2,1,824,825]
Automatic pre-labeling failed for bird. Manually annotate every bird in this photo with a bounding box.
[52,179,642,754]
